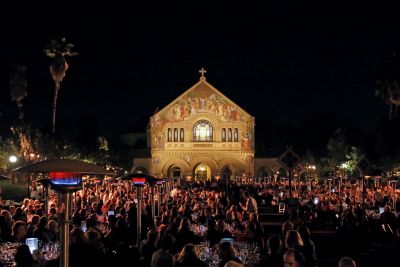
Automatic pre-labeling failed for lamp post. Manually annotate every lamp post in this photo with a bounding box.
[9,155,17,163]
[306,165,316,191]
[49,172,82,267]
[157,180,164,217]
[340,163,348,194]
[146,177,158,227]
[390,180,397,210]
[132,177,146,244]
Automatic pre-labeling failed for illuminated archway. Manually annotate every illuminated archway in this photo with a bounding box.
[168,166,182,178]
[194,163,211,181]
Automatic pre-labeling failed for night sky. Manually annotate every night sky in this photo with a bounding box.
[1,2,399,138]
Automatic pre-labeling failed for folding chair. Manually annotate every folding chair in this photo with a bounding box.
[279,202,285,213]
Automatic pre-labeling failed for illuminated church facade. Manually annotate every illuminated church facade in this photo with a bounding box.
[133,69,281,180]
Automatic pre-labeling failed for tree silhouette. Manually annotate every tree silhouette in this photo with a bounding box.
[44,37,78,134]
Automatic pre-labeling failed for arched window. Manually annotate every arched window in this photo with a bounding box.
[228,128,232,142]
[234,128,238,142]
[174,128,178,142]
[193,120,213,142]
[221,128,226,142]
[167,128,172,142]
[180,128,184,142]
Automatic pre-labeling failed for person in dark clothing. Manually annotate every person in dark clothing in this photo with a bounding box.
[140,228,160,267]
[0,215,12,242]
[26,215,39,238]
[175,218,200,252]
[176,243,207,267]
[280,221,294,252]
[72,209,84,227]
[12,221,26,243]
[297,225,316,267]
[218,242,242,267]
[258,235,283,267]
[245,212,264,249]
[105,217,131,250]
[198,206,215,226]
[86,215,104,239]
[163,216,181,239]
[12,208,27,223]
[205,220,221,248]
[217,191,229,211]
[69,227,93,267]
[284,248,306,267]
[15,244,33,267]
[380,204,396,228]
[86,229,106,266]
[33,216,52,243]
[151,234,175,267]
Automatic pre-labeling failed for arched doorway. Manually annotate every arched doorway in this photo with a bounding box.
[194,163,211,181]
[257,166,271,177]
[169,166,182,178]
[278,168,288,179]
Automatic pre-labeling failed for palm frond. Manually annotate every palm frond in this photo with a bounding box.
[43,37,78,58]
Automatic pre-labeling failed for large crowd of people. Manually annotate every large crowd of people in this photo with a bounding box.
[1,176,400,266]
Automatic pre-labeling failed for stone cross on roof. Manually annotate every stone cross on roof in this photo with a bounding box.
[199,67,207,81]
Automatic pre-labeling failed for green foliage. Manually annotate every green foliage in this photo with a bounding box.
[344,146,361,175]
[326,128,349,170]
[0,136,19,173]
[0,182,27,202]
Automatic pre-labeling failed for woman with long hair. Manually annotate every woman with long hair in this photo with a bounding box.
[297,225,317,267]
[285,230,304,254]
[176,243,207,267]
[1,210,14,232]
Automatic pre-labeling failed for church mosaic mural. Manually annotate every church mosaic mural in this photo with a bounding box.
[150,81,252,149]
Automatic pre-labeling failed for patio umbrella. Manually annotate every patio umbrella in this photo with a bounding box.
[0,175,11,181]
[118,172,157,182]
[13,159,115,175]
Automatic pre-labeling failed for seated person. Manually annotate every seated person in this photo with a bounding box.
[284,248,305,267]
[218,242,242,267]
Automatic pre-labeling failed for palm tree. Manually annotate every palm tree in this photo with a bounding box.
[375,51,400,119]
[9,64,28,122]
[44,37,78,134]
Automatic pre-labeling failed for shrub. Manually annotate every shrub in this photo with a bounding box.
[0,181,27,202]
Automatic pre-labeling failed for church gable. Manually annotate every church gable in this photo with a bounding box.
[152,77,252,127]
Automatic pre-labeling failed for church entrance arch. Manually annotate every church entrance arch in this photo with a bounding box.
[278,167,288,179]
[257,166,272,177]
[194,163,211,181]
[168,166,182,178]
